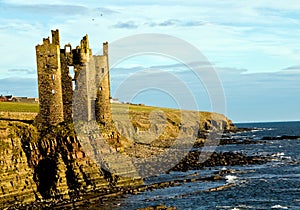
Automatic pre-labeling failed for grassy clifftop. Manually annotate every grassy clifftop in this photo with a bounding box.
[0,102,233,126]
[0,102,236,151]
[0,102,39,113]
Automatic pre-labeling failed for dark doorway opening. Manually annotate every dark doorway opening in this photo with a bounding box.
[35,158,58,199]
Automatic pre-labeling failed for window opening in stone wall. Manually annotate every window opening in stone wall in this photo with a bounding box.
[72,80,76,91]
[52,89,55,94]
[69,66,75,79]
[66,46,71,53]
[52,74,55,81]
[99,87,102,91]
[101,68,105,73]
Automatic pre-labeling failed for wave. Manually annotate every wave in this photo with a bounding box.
[252,127,275,132]
[216,204,257,209]
[271,152,285,157]
[225,175,238,184]
[271,205,288,209]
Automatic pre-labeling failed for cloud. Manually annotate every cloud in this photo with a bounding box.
[146,19,207,28]
[1,3,90,16]
[110,63,300,122]
[1,2,119,18]
[8,68,35,74]
[1,0,300,122]
[92,7,119,15]
[158,19,179,27]
[112,21,139,29]
[282,65,300,71]
[182,21,207,27]
[149,61,214,72]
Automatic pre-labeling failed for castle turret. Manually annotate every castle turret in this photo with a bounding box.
[35,30,64,125]
[79,35,92,63]
[95,42,112,126]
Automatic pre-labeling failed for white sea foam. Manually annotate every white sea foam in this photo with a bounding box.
[260,128,275,131]
[271,152,285,157]
[216,205,256,209]
[225,175,238,184]
[271,204,288,209]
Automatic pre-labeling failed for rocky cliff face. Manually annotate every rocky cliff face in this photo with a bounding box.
[0,108,236,208]
[0,124,37,207]
[0,119,142,208]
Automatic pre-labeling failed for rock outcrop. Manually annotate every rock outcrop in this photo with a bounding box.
[0,125,37,207]
[0,119,142,208]
[0,107,237,208]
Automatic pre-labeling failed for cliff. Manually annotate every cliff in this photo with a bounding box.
[0,105,236,208]
[0,112,143,208]
[0,120,37,206]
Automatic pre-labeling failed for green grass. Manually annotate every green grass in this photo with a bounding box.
[0,102,39,113]
[0,102,226,123]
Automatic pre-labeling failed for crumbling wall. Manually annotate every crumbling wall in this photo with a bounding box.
[35,30,64,125]
[60,44,74,122]
[95,42,112,126]
[36,30,112,126]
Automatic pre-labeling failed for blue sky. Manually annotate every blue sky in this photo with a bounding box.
[0,0,300,122]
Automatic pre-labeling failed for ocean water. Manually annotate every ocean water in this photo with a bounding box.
[101,121,300,209]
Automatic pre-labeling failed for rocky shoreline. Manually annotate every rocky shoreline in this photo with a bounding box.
[6,136,270,209]
[8,165,243,209]
[169,151,267,172]
[0,110,272,209]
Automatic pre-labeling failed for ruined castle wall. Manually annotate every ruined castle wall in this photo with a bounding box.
[36,35,64,125]
[36,31,113,126]
[60,47,74,122]
[71,35,97,122]
[95,43,112,126]
[72,62,90,122]
[95,55,112,126]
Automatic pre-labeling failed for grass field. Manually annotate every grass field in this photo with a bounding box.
[0,102,39,113]
[0,102,222,120]
[0,102,178,114]
[0,101,228,128]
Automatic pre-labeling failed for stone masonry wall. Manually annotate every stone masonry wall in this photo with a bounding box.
[35,30,112,126]
[35,30,64,126]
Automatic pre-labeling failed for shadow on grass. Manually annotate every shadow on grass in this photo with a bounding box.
[0,118,34,124]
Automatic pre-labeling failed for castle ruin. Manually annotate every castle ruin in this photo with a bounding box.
[35,30,112,126]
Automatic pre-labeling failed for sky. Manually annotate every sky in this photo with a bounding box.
[0,0,300,122]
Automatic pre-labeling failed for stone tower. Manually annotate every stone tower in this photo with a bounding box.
[95,42,112,126]
[35,30,112,126]
[36,30,64,125]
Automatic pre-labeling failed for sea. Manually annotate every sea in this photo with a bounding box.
[99,121,300,209]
